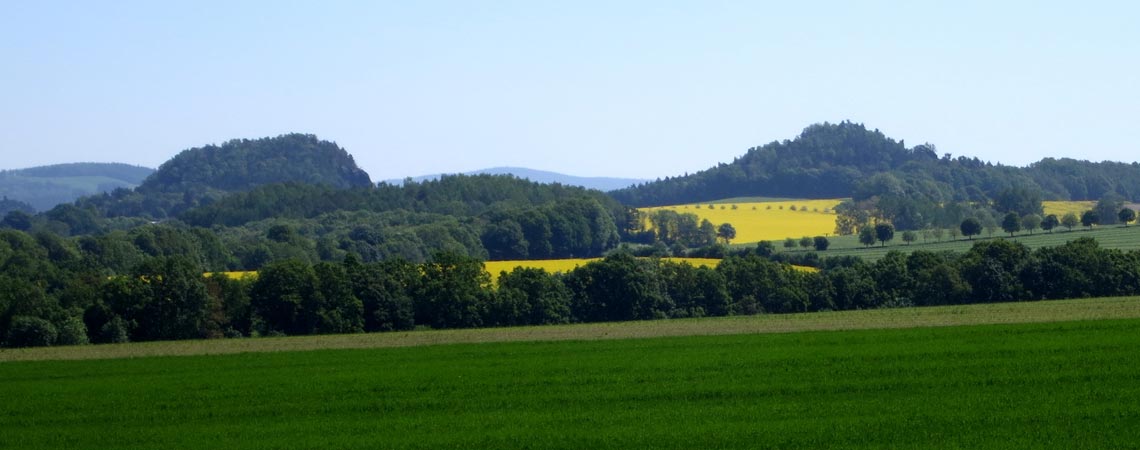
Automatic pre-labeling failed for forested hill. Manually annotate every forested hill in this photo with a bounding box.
[139,133,372,193]
[0,163,154,211]
[72,134,373,220]
[611,121,1140,207]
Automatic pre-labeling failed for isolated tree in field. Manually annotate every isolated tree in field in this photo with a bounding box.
[716,223,736,244]
[1001,212,1021,237]
[1119,208,1136,227]
[948,227,960,240]
[859,226,876,247]
[799,236,813,248]
[1081,210,1099,229]
[874,223,894,246]
[960,218,982,240]
[1042,214,1059,233]
[902,230,916,245]
[931,227,944,242]
[1061,212,1079,231]
[783,237,797,248]
[813,236,829,251]
[1021,214,1041,235]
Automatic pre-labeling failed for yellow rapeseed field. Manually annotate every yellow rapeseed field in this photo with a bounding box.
[213,271,258,280]
[639,199,844,244]
[484,257,723,282]
[1042,201,1097,217]
[485,257,816,282]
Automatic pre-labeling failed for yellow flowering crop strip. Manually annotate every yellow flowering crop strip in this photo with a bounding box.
[638,199,844,244]
[1042,201,1097,218]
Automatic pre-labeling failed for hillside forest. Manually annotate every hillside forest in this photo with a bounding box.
[2,126,1140,348]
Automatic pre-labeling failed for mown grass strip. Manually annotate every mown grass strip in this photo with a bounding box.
[1,318,1138,449]
[3,296,1139,362]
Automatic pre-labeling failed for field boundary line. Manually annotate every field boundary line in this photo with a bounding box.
[3,297,1139,362]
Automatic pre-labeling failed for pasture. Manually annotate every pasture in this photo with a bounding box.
[638,199,843,243]
[2,300,1139,449]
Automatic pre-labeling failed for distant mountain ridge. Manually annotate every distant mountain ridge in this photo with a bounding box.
[386,167,646,191]
[0,163,154,211]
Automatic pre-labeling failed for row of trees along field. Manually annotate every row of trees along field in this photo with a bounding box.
[4,219,1140,347]
[845,207,1138,247]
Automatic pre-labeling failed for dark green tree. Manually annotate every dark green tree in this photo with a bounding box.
[813,236,830,251]
[755,240,775,256]
[312,262,364,334]
[345,255,417,332]
[1021,214,1042,235]
[250,259,317,335]
[564,252,672,322]
[874,223,895,246]
[1001,212,1021,237]
[1119,208,1136,227]
[1081,210,1100,229]
[2,211,32,231]
[960,218,982,240]
[716,223,737,245]
[859,226,876,247]
[415,251,491,329]
[496,267,572,325]
[1061,212,1079,231]
[130,256,211,341]
[902,230,917,245]
[5,316,57,348]
[799,236,813,248]
[1041,214,1059,233]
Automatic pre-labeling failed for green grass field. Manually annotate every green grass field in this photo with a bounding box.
[3,299,1140,449]
[773,224,1140,261]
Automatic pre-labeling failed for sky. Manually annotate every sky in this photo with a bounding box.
[2,1,1138,181]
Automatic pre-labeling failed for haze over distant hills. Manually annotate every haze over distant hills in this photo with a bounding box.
[0,163,154,211]
[385,167,646,191]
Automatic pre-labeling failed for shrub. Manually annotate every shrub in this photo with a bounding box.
[55,316,89,346]
[6,316,58,348]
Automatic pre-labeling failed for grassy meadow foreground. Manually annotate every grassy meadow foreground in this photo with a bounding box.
[2,306,1139,449]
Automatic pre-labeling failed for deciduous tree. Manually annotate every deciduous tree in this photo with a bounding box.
[960,218,982,240]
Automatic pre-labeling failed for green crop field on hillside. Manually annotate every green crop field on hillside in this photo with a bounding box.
[774,224,1140,261]
[2,299,1140,449]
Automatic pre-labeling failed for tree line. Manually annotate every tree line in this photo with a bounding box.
[4,222,1140,347]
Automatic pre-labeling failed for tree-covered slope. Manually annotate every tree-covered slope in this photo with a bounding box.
[139,133,372,193]
[0,163,154,211]
[73,134,373,219]
[611,122,1140,207]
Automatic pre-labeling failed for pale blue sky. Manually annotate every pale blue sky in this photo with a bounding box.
[2,1,1138,181]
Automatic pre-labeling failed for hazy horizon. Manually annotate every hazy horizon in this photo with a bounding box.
[4,1,1138,180]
